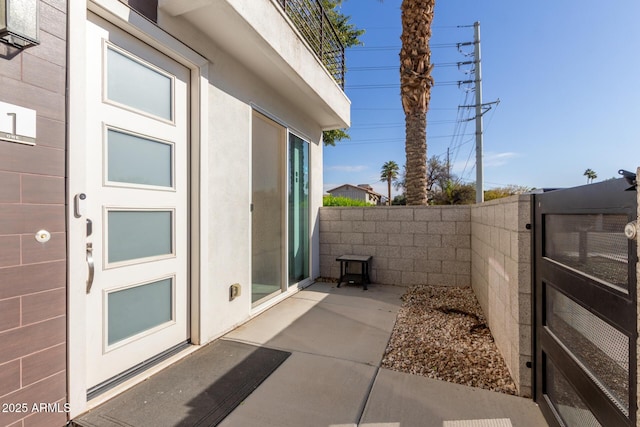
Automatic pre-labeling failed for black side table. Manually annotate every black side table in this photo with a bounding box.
[336,255,372,290]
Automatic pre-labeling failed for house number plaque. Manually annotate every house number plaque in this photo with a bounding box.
[0,101,36,146]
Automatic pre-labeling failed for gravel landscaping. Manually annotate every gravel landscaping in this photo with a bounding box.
[381,285,518,396]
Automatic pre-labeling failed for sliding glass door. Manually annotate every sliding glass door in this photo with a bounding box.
[288,134,309,286]
[251,112,285,304]
[251,113,311,305]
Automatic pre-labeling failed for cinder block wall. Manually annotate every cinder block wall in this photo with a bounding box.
[319,206,471,287]
[470,195,533,397]
[318,200,533,397]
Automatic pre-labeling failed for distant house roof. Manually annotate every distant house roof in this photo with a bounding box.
[326,184,383,198]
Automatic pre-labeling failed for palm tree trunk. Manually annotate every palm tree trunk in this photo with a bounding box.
[400,0,435,205]
[387,178,392,205]
[404,112,427,204]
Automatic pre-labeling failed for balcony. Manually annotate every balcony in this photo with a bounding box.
[159,0,350,130]
[275,0,345,88]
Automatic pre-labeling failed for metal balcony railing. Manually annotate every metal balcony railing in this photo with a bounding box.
[275,0,345,89]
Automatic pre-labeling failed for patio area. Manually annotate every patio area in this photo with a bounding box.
[74,282,547,427]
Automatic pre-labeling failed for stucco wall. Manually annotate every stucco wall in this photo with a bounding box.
[319,206,471,287]
[470,195,533,397]
[156,6,327,344]
[0,1,68,426]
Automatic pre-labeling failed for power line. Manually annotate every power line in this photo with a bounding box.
[447,84,474,167]
[482,99,500,133]
[348,43,465,51]
[360,25,470,30]
[339,26,500,187]
[356,119,457,126]
[458,176,519,188]
[353,107,458,111]
[432,137,475,159]
[349,62,462,71]
[459,146,476,183]
[360,25,473,30]
[346,81,462,89]
[345,84,399,89]
[332,141,395,146]
[332,133,475,146]
[353,120,457,130]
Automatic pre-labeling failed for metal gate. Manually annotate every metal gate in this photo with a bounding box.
[534,177,637,427]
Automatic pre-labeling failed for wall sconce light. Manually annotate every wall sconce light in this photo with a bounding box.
[0,0,40,49]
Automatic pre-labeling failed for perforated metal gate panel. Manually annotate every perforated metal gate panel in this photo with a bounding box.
[545,358,603,427]
[546,286,629,412]
[533,178,637,427]
[545,214,629,289]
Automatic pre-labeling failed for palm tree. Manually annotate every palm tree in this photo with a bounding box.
[380,161,400,205]
[400,0,435,205]
[584,168,597,183]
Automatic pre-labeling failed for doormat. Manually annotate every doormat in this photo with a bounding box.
[72,340,291,427]
[443,419,512,427]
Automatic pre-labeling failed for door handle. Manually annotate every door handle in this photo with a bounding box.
[86,242,95,293]
[74,193,86,218]
[625,221,638,241]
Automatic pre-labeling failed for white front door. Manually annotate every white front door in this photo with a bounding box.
[84,13,190,390]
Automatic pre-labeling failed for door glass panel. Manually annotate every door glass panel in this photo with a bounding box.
[252,113,284,304]
[107,128,173,187]
[106,46,173,120]
[544,214,628,289]
[288,134,309,285]
[546,286,629,413]
[108,210,173,263]
[545,356,603,427]
[107,278,173,345]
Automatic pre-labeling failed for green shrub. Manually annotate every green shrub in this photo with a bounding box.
[323,195,370,206]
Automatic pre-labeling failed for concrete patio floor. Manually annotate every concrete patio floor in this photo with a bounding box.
[223,282,548,426]
[79,282,549,426]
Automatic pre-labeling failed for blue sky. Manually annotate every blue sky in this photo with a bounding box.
[323,1,640,199]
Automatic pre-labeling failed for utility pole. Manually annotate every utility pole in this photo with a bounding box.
[458,22,498,202]
[474,21,484,203]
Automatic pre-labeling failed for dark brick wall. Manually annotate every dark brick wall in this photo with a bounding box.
[0,1,68,426]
